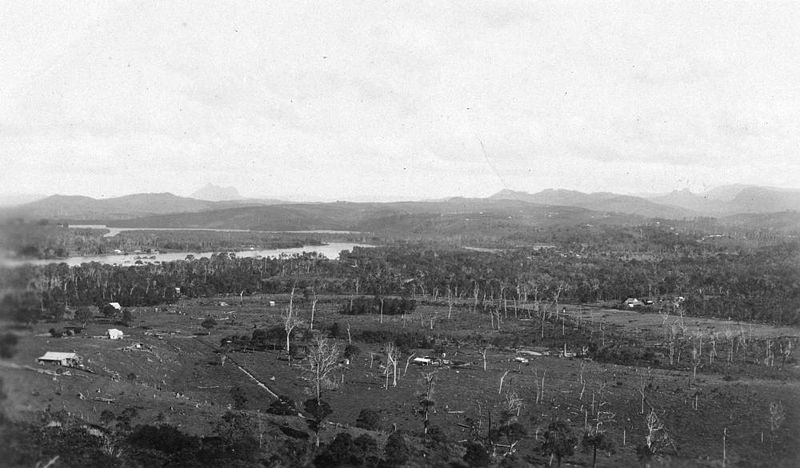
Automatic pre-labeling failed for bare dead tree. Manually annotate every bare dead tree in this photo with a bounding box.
[779,339,793,370]
[769,401,785,455]
[532,368,547,404]
[306,337,341,401]
[709,332,718,365]
[724,326,735,363]
[637,368,650,414]
[385,343,400,388]
[506,390,523,417]
[403,353,417,376]
[480,347,489,371]
[722,427,727,468]
[308,286,318,331]
[579,361,587,401]
[498,370,510,394]
[473,282,480,313]
[447,285,454,320]
[418,370,437,435]
[282,305,303,357]
[642,409,670,464]
[691,348,701,383]
[669,323,678,365]
[429,309,439,330]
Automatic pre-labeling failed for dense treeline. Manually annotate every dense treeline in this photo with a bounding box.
[340,296,416,316]
[1,228,799,324]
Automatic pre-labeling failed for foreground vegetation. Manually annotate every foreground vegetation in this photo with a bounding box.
[0,291,797,467]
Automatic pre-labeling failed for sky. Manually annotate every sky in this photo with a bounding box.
[1,1,799,202]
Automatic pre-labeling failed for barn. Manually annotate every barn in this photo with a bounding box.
[37,352,82,367]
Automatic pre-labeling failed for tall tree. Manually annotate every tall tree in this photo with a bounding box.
[542,420,576,468]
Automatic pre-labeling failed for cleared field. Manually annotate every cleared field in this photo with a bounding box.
[2,294,799,467]
[564,305,800,340]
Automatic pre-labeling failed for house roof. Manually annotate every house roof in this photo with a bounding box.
[108,302,122,310]
[38,352,79,361]
[107,329,123,335]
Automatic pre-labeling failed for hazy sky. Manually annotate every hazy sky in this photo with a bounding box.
[1,1,799,201]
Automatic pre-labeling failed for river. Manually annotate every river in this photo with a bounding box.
[69,224,360,238]
[1,242,372,268]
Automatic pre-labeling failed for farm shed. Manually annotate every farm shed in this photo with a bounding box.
[107,329,124,340]
[624,297,643,308]
[37,352,82,367]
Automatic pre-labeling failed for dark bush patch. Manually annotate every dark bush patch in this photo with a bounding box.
[128,424,200,454]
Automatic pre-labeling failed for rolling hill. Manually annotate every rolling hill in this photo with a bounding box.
[0,193,264,221]
[106,198,637,234]
[727,186,800,213]
[489,189,696,219]
[494,186,800,218]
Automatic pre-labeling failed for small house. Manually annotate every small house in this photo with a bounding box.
[107,329,124,340]
[269,301,276,307]
[37,352,82,367]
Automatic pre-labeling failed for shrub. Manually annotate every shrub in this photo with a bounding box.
[201,317,217,329]
[463,441,490,467]
[427,425,448,445]
[542,420,577,468]
[267,396,297,416]
[128,424,200,454]
[355,408,382,431]
[0,333,18,358]
[383,432,410,466]
[314,433,360,467]
[344,344,361,359]
[99,410,115,426]
[230,386,247,410]
[354,434,380,465]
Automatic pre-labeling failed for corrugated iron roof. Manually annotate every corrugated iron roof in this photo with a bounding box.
[38,352,79,361]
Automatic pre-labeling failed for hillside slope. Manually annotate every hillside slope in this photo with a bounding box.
[0,193,264,221]
[490,189,695,219]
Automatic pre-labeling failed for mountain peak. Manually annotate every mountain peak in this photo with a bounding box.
[192,184,242,201]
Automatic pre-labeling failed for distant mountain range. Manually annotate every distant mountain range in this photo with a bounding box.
[0,193,262,221]
[490,185,800,218]
[0,185,797,232]
[489,189,694,219]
